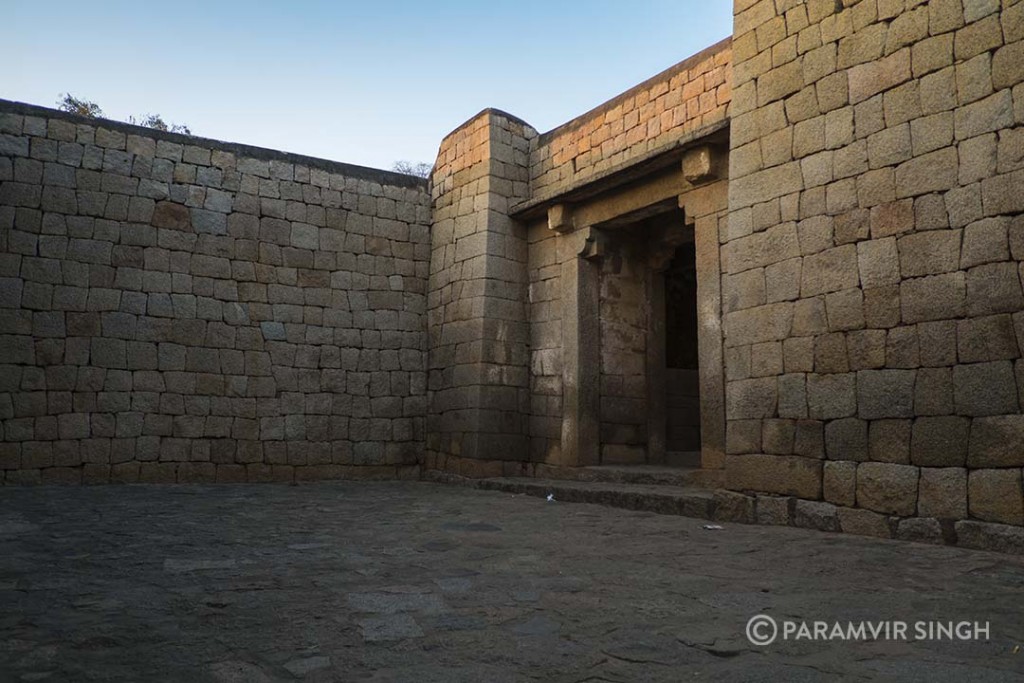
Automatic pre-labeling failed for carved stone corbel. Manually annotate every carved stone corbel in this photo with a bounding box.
[681,144,719,184]
[548,203,574,233]
[578,227,609,262]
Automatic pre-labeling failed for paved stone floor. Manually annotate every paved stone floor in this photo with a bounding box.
[1,482,1023,682]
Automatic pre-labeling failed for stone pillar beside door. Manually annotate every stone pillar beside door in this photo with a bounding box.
[556,226,604,467]
[678,181,728,473]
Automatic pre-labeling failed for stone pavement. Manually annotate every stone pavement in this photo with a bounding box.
[1,482,1023,681]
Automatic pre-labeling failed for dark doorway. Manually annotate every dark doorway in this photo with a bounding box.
[664,243,701,457]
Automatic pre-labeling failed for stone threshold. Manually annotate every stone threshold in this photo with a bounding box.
[530,463,721,488]
[421,470,1024,556]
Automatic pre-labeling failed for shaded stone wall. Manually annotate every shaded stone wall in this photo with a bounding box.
[724,0,1024,535]
[0,101,430,484]
[526,226,563,462]
[598,237,649,464]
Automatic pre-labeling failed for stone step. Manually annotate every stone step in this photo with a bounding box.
[535,461,721,488]
[424,471,724,521]
[562,464,705,486]
[664,450,703,469]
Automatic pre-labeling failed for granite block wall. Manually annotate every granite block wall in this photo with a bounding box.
[424,110,535,475]
[525,225,563,463]
[0,101,431,484]
[725,0,1024,539]
[598,236,650,464]
[530,39,732,201]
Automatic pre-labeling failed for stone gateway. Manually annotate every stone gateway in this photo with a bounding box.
[1,0,1023,552]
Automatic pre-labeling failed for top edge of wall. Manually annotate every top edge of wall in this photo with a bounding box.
[438,108,537,146]
[536,36,733,148]
[0,98,430,191]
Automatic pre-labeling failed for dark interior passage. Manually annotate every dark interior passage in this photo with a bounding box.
[664,243,701,454]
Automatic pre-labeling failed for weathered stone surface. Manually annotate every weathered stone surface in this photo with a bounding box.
[777,373,808,419]
[857,237,899,288]
[848,48,910,104]
[191,208,227,235]
[793,419,825,459]
[968,416,1024,467]
[723,302,794,346]
[792,500,840,532]
[953,361,1019,416]
[897,230,961,277]
[918,467,967,519]
[914,367,953,416]
[825,418,868,461]
[910,416,969,466]
[960,217,1009,268]
[857,370,915,419]
[847,329,886,370]
[918,320,958,367]
[968,469,1024,525]
[724,454,822,498]
[726,419,761,454]
[837,506,893,538]
[966,261,1024,316]
[957,314,1018,363]
[712,490,755,523]
[725,377,777,419]
[955,520,1024,554]
[869,419,911,464]
[825,288,864,331]
[863,285,901,328]
[895,518,944,544]
[755,495,790,526]
[856,462,919,516]
[823,460,856,506]
[807,373,857,419]
[814,332,849,373]
[762,419,795,454]
[151,201,191,230]
[895,147,959,198]
[900,272,966,322]
[955,90,1013,140]
[801,245,859,297]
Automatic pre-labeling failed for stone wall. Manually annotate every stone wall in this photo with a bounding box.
[529,40,732,202]
[525,226,563,463]
[0,100,431,484]
[424,110,535,476]
[724,0,1024,536]
[598,236,649,464]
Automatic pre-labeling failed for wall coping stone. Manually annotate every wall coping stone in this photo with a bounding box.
[0,98,429,190]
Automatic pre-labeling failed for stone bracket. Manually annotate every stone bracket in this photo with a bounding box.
[578,227,609,261]
[681,145,721,185]
[548,203,574,233]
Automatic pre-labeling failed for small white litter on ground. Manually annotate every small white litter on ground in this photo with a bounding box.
[546,494,555,502]
[702,524,724,530]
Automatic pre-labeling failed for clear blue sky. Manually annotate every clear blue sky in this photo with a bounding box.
[3,1,732,171]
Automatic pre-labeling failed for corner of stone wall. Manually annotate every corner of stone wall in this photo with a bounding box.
[425,110,538,472]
